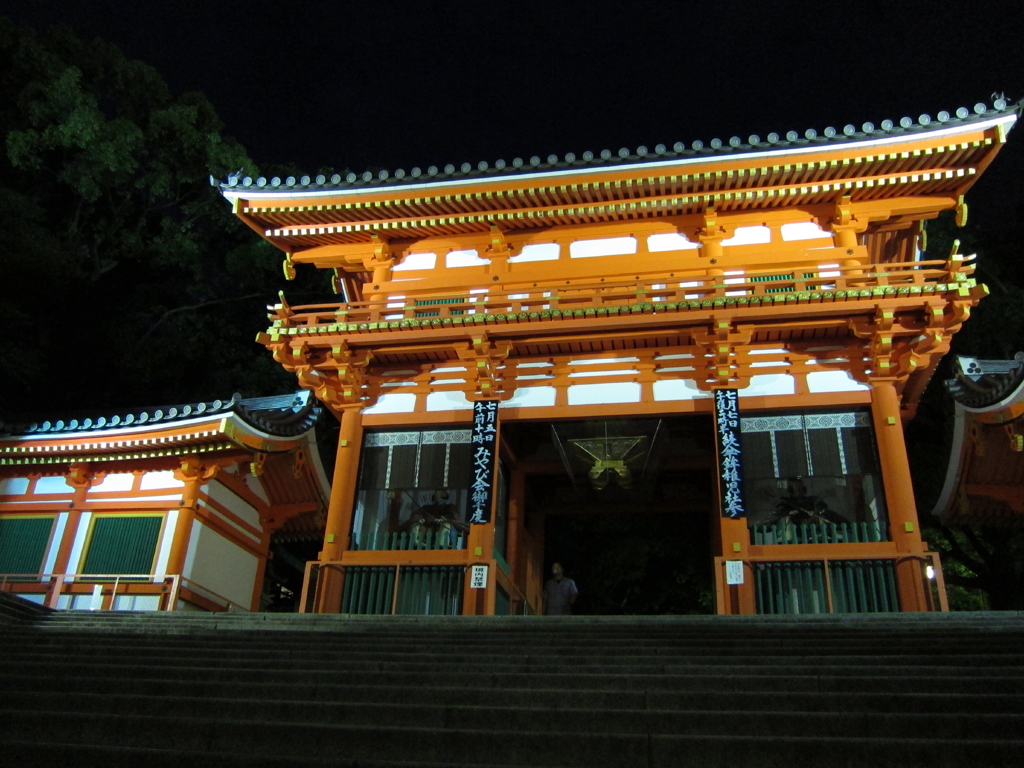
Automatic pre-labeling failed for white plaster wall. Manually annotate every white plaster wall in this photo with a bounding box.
[152,509,178,576]
[567,382,641,406]
[0,477,30,495]
[42,512,69,574]
[501,386,557,408]
[205,480,260,529]
[806,370,870,393]
[426,391,474,411]
[740,374,797,397]
[244,473,270,505]
[35,476,71,495]
[364,392,417,414]
[653,379,712,401]
[65,512,92,574]
[140,471,185,490]
[181,522,259,610]
[91,473,134,493]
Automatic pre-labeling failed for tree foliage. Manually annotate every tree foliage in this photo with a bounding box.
[0,16,307,417]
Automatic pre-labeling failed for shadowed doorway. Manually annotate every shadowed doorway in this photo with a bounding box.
[505,415,716,616]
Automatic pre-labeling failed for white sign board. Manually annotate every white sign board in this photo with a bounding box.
[725,560,745,585]
[470,564,488,589]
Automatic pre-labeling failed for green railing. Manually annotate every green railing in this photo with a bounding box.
[754,559,899,614]
[351,529,466,551]
[751,520,888,545]
[340,565,464,615]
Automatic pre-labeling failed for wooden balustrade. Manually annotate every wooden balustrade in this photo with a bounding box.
[266,257,973,331]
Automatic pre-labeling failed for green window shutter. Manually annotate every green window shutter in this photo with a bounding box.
[0,517,54,575]
[82,517,163,575]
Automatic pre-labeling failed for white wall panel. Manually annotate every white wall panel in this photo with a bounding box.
[0,477,30,495]
[426,391,474,411]
[567,382,641,406]
[807,370,871,393]
[740,374,797,397]
[91,473,134,493]
[363,393,417,414]
[181,522,258,610]
[140,471,185,490]
[653,379,712,400]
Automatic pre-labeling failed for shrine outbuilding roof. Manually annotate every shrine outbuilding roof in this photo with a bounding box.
[217,97,1019,197]
[0,391,319,441]
[946,352,1024,410]
[931,354,1024,526]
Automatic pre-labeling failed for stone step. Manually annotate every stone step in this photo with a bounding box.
[4,643,1019,667]
[29,612,1024,634]
[3,652,1019,678]
[7,628,1024,651]
[5,672,1019,714]
[4,659,1022,694]
[0,709,1021,768]
[6,691,1022,740]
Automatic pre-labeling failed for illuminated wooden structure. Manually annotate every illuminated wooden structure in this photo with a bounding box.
[219,98,1018,615]
[932,353,1024,526]
[0,393,329,612]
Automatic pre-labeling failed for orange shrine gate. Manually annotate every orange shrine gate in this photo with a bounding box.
[218,98,1018,615]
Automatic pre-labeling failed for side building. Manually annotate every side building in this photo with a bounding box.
[0,392,329,612]
[218,98,1018,616]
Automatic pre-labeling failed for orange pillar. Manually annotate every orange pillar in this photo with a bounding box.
[166,461,204,578]
[47,465,95,608]
[462,523,494,615]
[717,517,756,615]
[869,380,930,611]
[315,405,363,613]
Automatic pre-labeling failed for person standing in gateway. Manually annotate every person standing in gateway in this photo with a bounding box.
[543,562,579,616]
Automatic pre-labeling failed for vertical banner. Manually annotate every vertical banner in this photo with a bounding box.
[714,389,745,519]
[468,400,499,524]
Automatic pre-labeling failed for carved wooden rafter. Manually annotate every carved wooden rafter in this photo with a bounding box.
[455,332,515,400]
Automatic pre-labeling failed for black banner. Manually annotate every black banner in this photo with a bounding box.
[714,389,745,519]
[467,400,499,524]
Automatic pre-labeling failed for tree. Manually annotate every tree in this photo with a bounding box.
[0,16,314,418]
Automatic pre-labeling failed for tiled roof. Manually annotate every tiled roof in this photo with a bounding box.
[0,391,319,439]
[217,97,1018,195]
[946,353,1024,409]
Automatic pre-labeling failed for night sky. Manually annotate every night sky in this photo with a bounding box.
[5,0,1024,224]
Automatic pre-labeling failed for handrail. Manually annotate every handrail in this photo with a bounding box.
[0,572,250,613]
[267,256,974,329]
[0,572,180,611]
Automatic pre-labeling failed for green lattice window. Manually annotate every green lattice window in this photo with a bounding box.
[81,516,163,575]
[751,273,795,294]
[0,517,54,575]
[415,297,465,318]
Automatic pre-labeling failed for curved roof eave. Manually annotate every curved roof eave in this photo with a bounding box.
[219,107,1018,202]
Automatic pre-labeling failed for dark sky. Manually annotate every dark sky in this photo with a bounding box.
[5,0,1024,224]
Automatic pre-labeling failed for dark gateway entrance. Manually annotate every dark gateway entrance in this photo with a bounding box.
[503,415,716,615]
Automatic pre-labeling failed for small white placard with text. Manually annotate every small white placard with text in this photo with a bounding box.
[725,560,745,585]
[470,565,488,589]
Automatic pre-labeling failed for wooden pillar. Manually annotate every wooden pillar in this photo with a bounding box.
[46,465,95,608]
[711,393,756,615]
[506,466,527,609]
[166,458,211,579]
[462,523,494,615]
[717,517,756,615]
[315,405,364,613]
[869,380,930,611]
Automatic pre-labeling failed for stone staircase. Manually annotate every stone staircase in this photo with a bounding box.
[2,593,1023,767]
